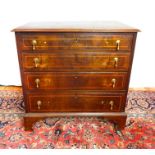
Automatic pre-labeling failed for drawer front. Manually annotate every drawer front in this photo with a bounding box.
[17,33,133,51]
[24,72,128,90]
[27,93,126,112]
[22,53,130,71]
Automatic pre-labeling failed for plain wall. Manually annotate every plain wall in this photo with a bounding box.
[0,0,155,87]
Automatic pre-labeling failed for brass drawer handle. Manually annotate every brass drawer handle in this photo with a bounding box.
[37,100,42,109]
[116,40,120,51]
[101,100,105,104]
[109,100,114,110]
[32,40,37,50]
[35,78,40,88]
[75,38,78,43]
[111,78,116,88]
[114,57,118,68]
[33,57,40,68]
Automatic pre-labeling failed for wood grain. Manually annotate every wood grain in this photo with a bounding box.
[27,92,126,112]
[23,72,128,90]
[22,52,130,71]
[13,21,139,131]
[16,32,133,51]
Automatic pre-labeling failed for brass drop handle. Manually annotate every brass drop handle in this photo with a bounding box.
[114,57,118,68]
[116,40,120,51]
[35,78,40,88]
[37,100,42,109]
[101,100,105,104]
[33,57,40,68]
[74,38,78,43]
[111,78,116,88]
[32,40,37,50]
[109,100,114,110]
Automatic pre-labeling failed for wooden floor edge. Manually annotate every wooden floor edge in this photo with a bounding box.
[24,112,127,117]
[0,86,155,91]
[0,86,22,90]
[129,87,155,91]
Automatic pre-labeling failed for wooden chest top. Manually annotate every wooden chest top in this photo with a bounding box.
[12,21,140,32]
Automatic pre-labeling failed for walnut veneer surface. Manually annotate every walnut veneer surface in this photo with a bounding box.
[13,21,139,131]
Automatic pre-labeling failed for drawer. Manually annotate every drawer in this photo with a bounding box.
[16,33,133,51]
[24,72,128,90]
[22,53,130,71]
[27,93,126,112]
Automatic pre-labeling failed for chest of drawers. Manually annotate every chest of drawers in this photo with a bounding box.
[13,21,139,131]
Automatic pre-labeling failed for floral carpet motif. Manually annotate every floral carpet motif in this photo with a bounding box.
[0,86,155,149]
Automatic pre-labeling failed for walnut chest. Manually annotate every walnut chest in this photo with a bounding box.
[12,21,139,131]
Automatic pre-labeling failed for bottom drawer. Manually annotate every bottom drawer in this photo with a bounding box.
[26,92,126,112]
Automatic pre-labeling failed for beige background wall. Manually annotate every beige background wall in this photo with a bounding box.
[0,0,155,87]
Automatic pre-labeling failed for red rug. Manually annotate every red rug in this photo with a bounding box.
[0,87,155,149]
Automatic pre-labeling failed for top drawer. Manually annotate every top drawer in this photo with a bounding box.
[16,33,133,51]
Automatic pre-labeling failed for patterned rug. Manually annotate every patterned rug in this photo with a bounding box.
[0,86,154,149]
